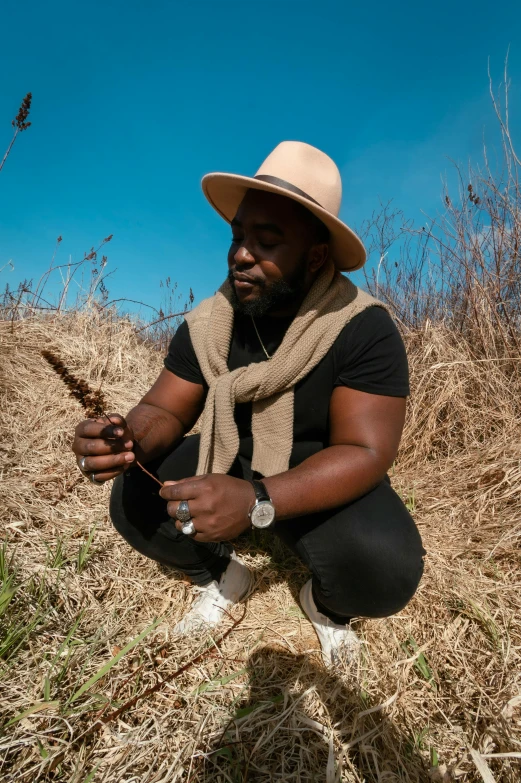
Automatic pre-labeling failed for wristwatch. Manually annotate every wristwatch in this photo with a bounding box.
[249,479,276,529]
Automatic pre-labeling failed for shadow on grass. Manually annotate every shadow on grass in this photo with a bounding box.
[189,644,430,782]
[158,531,430,781]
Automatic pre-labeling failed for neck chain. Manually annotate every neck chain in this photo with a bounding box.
[251,316,272,359]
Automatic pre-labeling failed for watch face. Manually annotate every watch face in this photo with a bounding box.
[251,501,276,528]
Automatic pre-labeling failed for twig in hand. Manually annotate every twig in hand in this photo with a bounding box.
[41,350,106,416]
[129,459,163,488]
[41,350,163,487]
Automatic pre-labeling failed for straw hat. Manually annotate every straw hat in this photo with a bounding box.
[202,140,366,272]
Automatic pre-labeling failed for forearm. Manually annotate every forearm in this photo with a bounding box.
[126,403,186,463]
[263,444,389,521]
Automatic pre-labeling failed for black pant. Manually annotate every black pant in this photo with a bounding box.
[110,435,425,623]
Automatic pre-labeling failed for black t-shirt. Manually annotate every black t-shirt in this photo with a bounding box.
[164,306,409,468]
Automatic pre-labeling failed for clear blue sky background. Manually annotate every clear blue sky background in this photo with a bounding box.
[1,0,520,314]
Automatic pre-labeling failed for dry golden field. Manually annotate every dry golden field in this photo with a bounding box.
[1,308,519,783]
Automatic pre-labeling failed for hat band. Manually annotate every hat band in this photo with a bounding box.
[254,175,322,207]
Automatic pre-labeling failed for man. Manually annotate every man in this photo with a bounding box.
[72,141,425,668]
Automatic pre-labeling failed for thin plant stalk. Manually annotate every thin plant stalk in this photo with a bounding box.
[0,93,32,174]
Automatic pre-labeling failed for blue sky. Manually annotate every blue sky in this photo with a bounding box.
[1,0,520,315]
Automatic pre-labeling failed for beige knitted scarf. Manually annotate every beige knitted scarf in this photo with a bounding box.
[185,261,384,477]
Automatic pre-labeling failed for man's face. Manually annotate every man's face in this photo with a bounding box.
[227,189,327,317]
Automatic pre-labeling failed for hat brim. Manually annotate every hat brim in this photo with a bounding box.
[202,172,366,272]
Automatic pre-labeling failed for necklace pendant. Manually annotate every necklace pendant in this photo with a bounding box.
[251,316,272,360]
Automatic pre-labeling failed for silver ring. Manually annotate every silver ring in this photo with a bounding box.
[181,520,196,536]
[79,456,88,473]
[176,500,192,523]
[90,472,104,486]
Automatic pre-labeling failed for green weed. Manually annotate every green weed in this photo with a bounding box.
[0,546,49,665]
[65,617,160,708]
[43,612,85,699]
[286,604,305,618]
[2,700,59,731]
[233,693,284,720]
[46,534,70,569]
[457,598,502,650]
[80,762,101,783]
[0,608,46,664]
[193,666,247,696]
[404,487,416,513]
[401,636,436,690]
[76,526,97,573]
[0,544,18,619]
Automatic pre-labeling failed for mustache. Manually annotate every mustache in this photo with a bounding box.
[227,268,266,289]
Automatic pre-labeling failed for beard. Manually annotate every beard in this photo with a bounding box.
[227,255,308,317]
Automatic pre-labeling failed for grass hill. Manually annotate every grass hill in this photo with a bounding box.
[0,303,519,782]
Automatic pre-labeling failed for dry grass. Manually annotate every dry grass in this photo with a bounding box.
[0,309,519,783]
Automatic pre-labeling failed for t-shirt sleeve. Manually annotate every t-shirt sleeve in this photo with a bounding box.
[333,306,410,396]
[163,320,206,386]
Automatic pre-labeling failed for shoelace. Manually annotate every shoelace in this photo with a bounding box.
[321,615,358,651]
[192,585,214,596]
[190,581,227,612]
[190,583,217,605]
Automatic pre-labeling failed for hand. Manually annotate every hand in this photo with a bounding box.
[159,474,255,542]
[72,413,136,483]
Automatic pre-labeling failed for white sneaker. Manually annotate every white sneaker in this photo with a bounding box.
[299,579,361,668]
[172,552,252,636]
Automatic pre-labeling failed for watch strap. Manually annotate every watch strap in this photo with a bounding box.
[250,479,271,504]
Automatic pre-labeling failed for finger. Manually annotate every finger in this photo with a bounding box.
[79,452,135,473]
[79,420,114,438]
[102,413,133,440]
[103,413,127,428]
[76,438,134,457]
[166,497,201,520]
[172,517,204,533]
[160,479,206,502]
[163,475,207,486]
[173,518,211,542]
[86,468,125,483]
[80,419,131,441]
